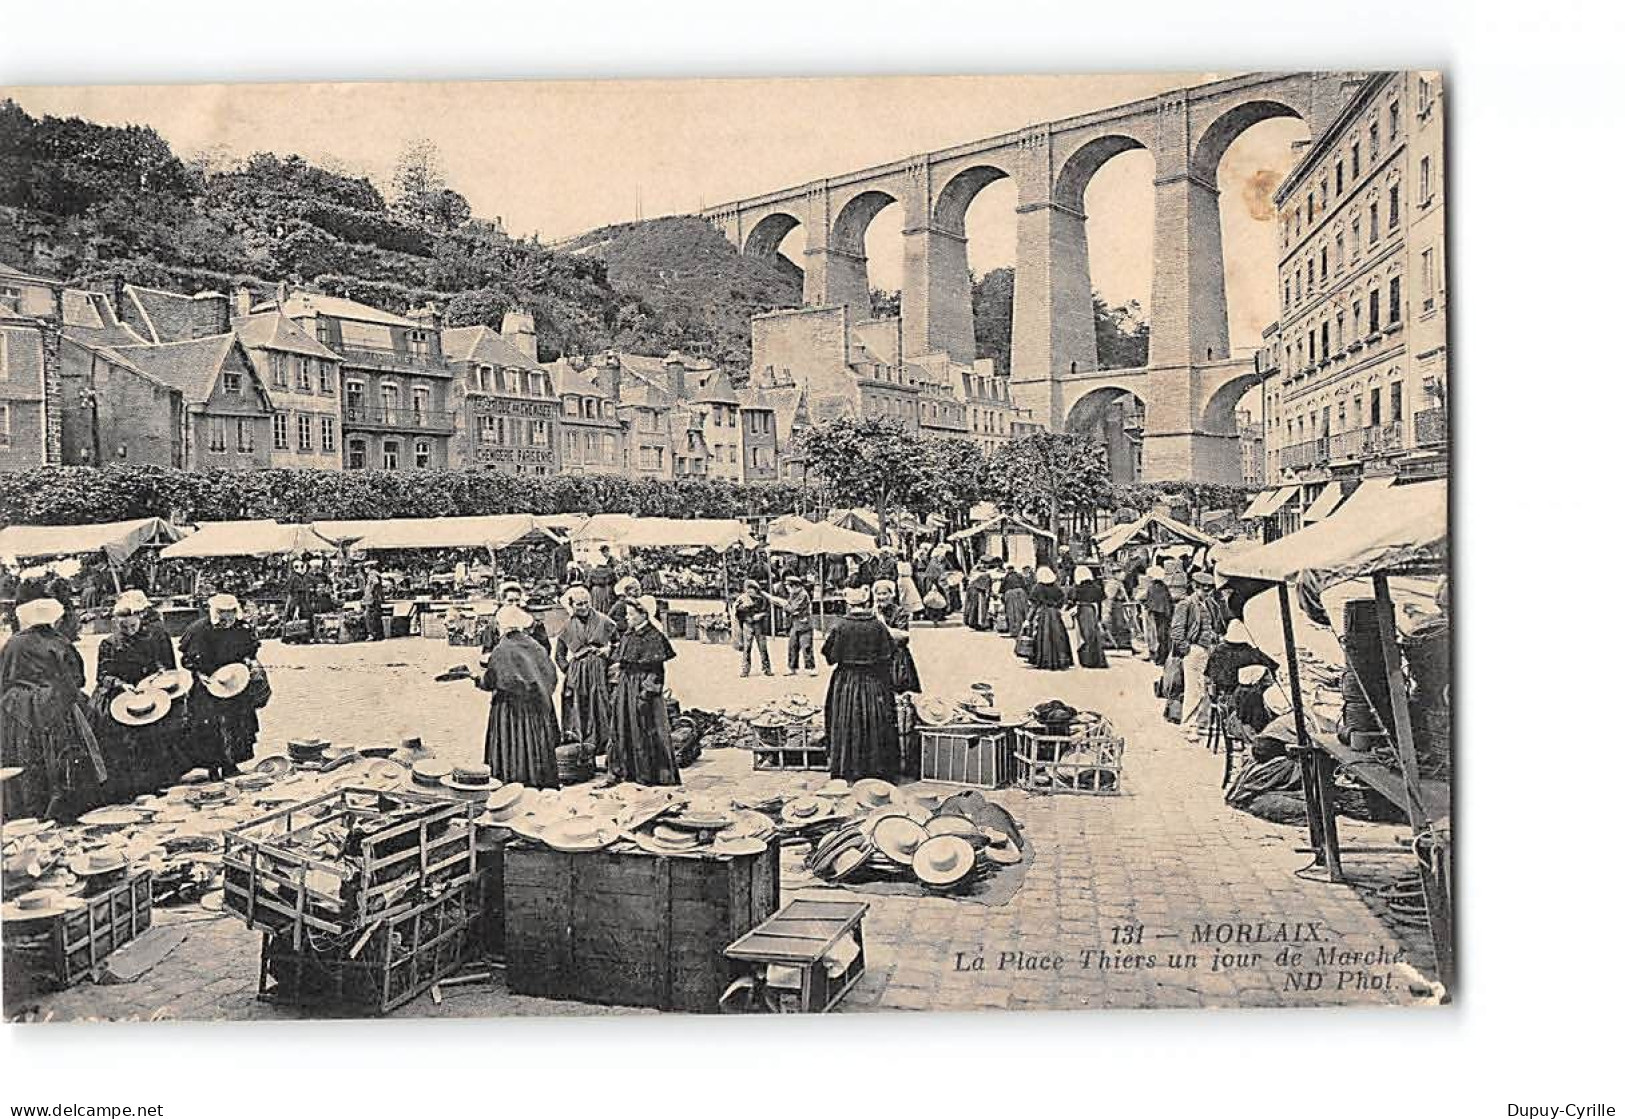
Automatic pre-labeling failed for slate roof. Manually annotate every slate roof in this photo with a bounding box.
[122,284,218,344]
[273,291,416,329]
[111,334,244,406]
[234,310,340,361]
[59,289,149,347]
[440,325,539,369]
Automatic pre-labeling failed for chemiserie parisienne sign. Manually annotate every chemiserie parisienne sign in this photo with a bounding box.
[468,394,554,464]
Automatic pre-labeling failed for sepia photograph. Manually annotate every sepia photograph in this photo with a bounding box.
[0,66,1457,1028]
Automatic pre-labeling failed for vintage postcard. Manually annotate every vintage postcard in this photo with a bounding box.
[0,70,1450,1022]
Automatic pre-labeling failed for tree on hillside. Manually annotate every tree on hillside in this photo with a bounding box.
[444,287,514,330]
[988,431,1111,540]
[389,138,470,229]
[800,418,937,540]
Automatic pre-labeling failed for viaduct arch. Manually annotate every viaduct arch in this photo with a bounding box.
[708,72,1363,482]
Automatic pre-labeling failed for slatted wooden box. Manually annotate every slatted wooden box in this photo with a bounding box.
[2,870,154,990]
[504,840,779,1013]
[751,722,827,771]
[1013,725,1125,795]
[919,724,1015,788]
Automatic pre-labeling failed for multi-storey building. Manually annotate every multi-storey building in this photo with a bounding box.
[1260,70,1448,501]
[233,296,345,470]
[547,358,624,476]
[0,262,63,469]
[270,292,457,472]
[442,312,560,476]
[109,333,275,470]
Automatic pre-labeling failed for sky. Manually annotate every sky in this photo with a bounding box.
[1,73,1306,349]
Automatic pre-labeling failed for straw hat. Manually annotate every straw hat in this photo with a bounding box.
[828,845,871,882]
[710,837,768,858]
[348,759,408,791]
[911,835,976,888]
[535,815,619,853]
[253,755,293,780]
[853,779,895,810]
[411,759,455,787]
[201,662,251,699]
[495,605,533,634]
[68,848,129,879]
[1224,620,1249,643]
[924,814,988,847]
[1264,684,1293,717]
[912,696,957,726]
[111,688,171,727]
[444,763,501,793]
[1146,565,1166,580]
[870,814,929,863]
[781,795,835,824]
[2,889,87,922]
[982,829,1024,865]
[206,593,241,613]
[114,589,153,614]
[77,806,147,829]
[817,779,851,798]
[842,587,869,607]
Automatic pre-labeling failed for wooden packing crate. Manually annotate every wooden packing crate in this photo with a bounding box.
[222,786,476,939]
[751,722,827,771]
[419,611,449,640]
[723,897,869,1014]
[1013,725,1125,795]
[504,839,779,1013]
[1,870,154,989]
[257,871,481,1015]
[919,724,1015,788]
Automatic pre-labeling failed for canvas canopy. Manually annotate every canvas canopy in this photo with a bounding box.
[573,513,639,544]
[1094,511,1218,558]
[313,514,560,553]
[1302,481,1351,523]
[771,521,880,557]
[1253,485,1301,520]
[614,518,757,551]
[1216,477,1444,589]
[1239,488,1277,520]
[767,514,816,539]
[946,513,1056,543]
[161,520,340,559]
[0,517,182,567]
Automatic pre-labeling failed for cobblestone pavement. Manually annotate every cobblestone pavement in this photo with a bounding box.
[6,626,1441,1021]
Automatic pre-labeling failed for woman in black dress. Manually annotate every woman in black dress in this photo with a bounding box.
[609,596,681,786]
[480,606,562,788]
[1069,566,1109,669]
[1025,568,1074,671]
[179,594,262,778]
[92,590,185,798]
[821,586,900,780]
[871,580,921,694]
[0,584,98,821]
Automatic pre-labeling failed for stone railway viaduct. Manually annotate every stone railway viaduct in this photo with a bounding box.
[701,72,1364,481]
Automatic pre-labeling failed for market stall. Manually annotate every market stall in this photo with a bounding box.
[1218,476,1451,991]
[0,517,185,632]
[1093,510,1218,560]
[947,513,1054,570]
[770,521,878,628]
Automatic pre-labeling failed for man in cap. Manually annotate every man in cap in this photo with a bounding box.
[361,561,387,642]
[780,574,816,676]
[1142,565,1174,664]
[1170,571,1224,737]
[732,579,773,677]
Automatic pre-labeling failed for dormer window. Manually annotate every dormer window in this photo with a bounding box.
[477,364,493,392]
[223,371,242,395]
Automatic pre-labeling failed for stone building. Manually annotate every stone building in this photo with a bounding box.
[442,313,559,476]
[0,262,63,469]
[270,292,457,471]
[1260,70,1448,504]
[233,298,344,471]
[108,333,274,470]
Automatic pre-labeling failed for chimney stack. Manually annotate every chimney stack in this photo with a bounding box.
[664,351,687,401]
[233,285,255,322]
[500,310,538,359]
[599,350,622,402]
[192,291,230,337]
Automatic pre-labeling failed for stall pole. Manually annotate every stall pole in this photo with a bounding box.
[1278,581,1342,881]
[1372,573,1454,991]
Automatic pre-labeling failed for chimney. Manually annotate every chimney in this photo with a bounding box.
[111,273,128,327]
[500,310,537,359]
[233,285,254,322]
[664,351,687,401]
[599,350,622,402]
[408,302,442,334]
[192,291,230,337]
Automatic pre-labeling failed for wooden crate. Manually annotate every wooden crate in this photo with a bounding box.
[222,787,476,938]
[919,724,1014,788]
[1013,725,1125,795]
[504,839,779,1013]
[419,611,449,640]
[1,870,154,989]
[257,871,481,1015]
[751,722,827,771]
[723,897,869,1014]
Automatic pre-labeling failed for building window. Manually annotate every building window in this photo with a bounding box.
[640,447,663,470]
[1283,279,1291,308]
[0,402,10,447]
[270,354,288,388]
[297,412,313,451]
[1369,289,1381,332]
[382,439,401,470]
[407,330,428,360]
[223,371,242,395]
[1389,183,1401,228]
[583,433,600,464]
[1335,234,1345,270]
[321,416,336,453]
[1351,217,1361,253]
[236,418,254,453]
[562,395,579,416]
[318,363,333,393]
[209,418,228,453]
[1351,141,1361,178]
[1421,248,1437,312]
[1371,389,1382,426]
[529,372,545,396]
[1336,312,1345,350]
[1419,156,1433,204]
[273,412,289,450]
[412,386,431,422]
[347,439,366,469]
[415,439,431,469]
[1335,161,1344,194]
[1306,258,1315,291]
[528,420,547,447]
[1388,276,1402,325]
[346,380,364,417]
[1318,246,1328,283]
[1369,201,1379,243]
[297,358,312,391]
[1389,101,1400,141]
[380,383,401,423]
[1390,383,1404,426]
[1369,120,1380,160]
[1308,332,1316,364]
[475,364,492,392]
[1337,400,1346,430]
[728,446,738,465]
[1320,321,1330,360]
[1294,268,1303,306]
[1306,191,1315,222]
[479,415,498,444]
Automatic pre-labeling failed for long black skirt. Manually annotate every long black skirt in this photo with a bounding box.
[891,644,922,694]
[610,671,681,786]
[1075,603,1108,669]
[187,691,258,769]
[485,691,562,789]
[1027,606,1074,671]
[825,665,900,780]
